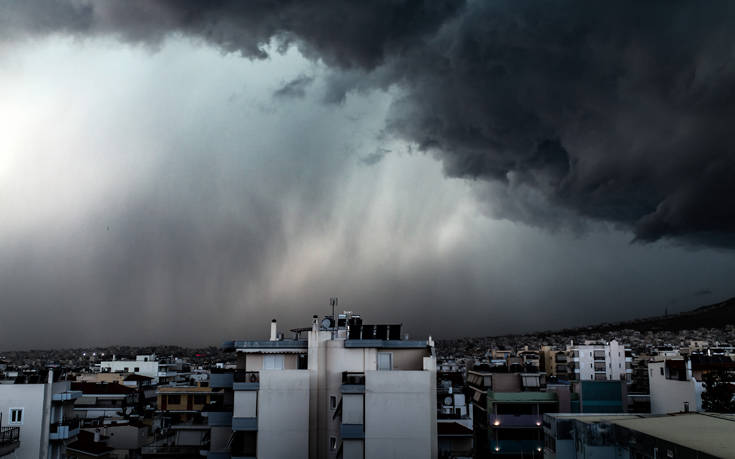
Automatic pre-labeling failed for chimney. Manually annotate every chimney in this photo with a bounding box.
[270,319,277,341]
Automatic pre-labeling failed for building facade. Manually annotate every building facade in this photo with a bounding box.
[220,313,438,459]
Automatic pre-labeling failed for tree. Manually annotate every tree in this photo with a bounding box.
[701,371,735,413]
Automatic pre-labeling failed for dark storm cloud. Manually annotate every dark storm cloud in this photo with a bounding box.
[3,0,735,247]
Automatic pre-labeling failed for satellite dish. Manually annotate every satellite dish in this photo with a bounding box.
[443,396,453,406]
[321,318,332,329]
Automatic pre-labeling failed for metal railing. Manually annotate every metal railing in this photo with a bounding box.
[0,426,20,446]
[233,370,259,383]
[50,417,81,433]
[342,372,365,385]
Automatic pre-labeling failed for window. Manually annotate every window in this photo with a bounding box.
[263,355,285,370]
[660,367,664,376]
[330,395,337,410]
[378,352,393,371]
[124,367,129,372]
[330,437,337,450]
[134,367,140,372]
[167,394,181,405]
[194,395,207,405]
[9,408,23,425]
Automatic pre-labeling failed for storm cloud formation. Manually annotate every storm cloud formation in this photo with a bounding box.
[2,2,735,349]
[3,0,735,245]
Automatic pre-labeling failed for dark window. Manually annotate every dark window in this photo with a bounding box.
[330,396,337,410]
[660,367,664,376]
[193,395,207,405]
[167,394,181,404]
[134,367,140,372]
[298,354,308,369]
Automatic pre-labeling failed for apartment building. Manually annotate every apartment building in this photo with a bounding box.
[0,370,82,459]
[567,340,631,383]
[647,355,735,414]
[220,313,437,459]
[71,382,138,420]
[467,369,556,458]
[99,355,161,383]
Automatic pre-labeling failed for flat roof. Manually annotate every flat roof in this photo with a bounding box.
[343,339,429,349]
[488,392,557,403]
[611,413,735,456]
[223,340,308,350]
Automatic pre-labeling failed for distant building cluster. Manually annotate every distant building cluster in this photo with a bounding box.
[0,317,734,458]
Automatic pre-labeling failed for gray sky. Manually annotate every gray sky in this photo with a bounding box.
[1,2,735,349]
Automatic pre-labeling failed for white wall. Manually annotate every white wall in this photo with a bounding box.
[99,360,159,383]
[364,370,436,459]
[0,383,46,459]
[257,370,310,459]
[344,439,364,459]
[648,361,700,414]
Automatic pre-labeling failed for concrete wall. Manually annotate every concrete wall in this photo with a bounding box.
[234,391,258,418]
[648,361,699,414]
[0,383,46,459]
[342,394,363,425]
[364,370,437,459]
[343,439,364,459]
[257,370,310,459]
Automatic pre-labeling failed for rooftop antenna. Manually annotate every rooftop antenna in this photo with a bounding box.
[330,297,338,340]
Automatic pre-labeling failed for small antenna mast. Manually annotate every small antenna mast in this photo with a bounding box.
[330,297,338,339]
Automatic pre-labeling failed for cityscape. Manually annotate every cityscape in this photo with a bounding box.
[1,297,734,458]
[2,1,735,458]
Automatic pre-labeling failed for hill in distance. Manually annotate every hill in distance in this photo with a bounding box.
[543,296,735,336]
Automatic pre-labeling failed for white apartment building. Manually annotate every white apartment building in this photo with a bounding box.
[0,371,82,459]
[567,340,631,383]
[648,359,704,414]
[220,313,438,459]
[99,354,160,383]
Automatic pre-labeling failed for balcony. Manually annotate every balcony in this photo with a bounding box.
[232,417,257,431]
[341,372,365,393]
[233,371,259,391]
[205,410,233,427]
[489,414,543,428]
[49,418,80,440]
[490,440,543,455]
[0,427,20,457]
[52,390,83,402]
[341,424,364,439]
[210,372,234,389]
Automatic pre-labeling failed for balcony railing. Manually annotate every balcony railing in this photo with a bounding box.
[489,414,543,428]
[0,426,20,446]
[490,440,543,454]
[342,372,365,385]
[49,418,81,440]
[341,372,365,394]
[234,371,260,383]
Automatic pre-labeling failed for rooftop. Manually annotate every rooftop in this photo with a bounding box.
[611,413,735,457]
[488,392,557,403]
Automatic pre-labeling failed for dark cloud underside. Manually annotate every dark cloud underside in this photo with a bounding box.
[3,0,735,245]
